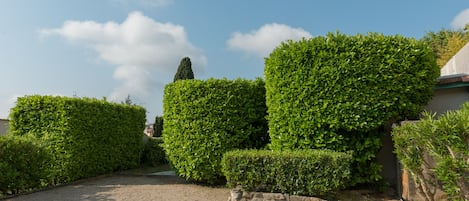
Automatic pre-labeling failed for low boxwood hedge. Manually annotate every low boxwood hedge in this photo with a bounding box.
[221,149,352,197]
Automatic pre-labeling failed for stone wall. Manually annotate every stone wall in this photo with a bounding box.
[227,189,326,201]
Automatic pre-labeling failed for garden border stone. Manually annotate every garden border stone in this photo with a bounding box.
[227,188,327,201]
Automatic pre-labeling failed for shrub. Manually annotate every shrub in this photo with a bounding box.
[264,32,439,185]
[153,116,163,137]
[163,78,268,184]
[173,57,194,82]
[0,135,51,195]
[221,149,352,197]
[9,95,146,184]
[393,103,469,201]
[141,137,167,166]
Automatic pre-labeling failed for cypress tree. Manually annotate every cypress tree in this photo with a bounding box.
[173,57,194,82]
[153,116,163,137]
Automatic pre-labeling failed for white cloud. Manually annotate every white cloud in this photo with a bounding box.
[227,23,312,58]
[111,0,174,8]
[451,8,469,30]
[139,0,174,7]
[40,11,206,102]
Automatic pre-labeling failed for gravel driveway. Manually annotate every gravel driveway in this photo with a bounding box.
[2,174,230,201]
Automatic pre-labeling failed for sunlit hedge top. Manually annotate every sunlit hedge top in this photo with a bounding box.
[265,32,439,149]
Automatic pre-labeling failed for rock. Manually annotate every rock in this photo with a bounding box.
[227,189,327,201]
[230,188,243,201]
[262,193,287,201]
[289,195,327,201]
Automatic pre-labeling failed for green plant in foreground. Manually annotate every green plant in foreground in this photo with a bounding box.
[393,103,469,201]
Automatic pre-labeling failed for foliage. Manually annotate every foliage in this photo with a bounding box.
[221,149,352,197]
[173,57,194,82]
[9,95,146,184]
[393,103,469,201]
[421,27,469,67]
[163,78,268,184]
[0,135,51,195]
[153,116,163,137]
[264,32,439,185]
[123,94,134,105]
[141,137,167,166]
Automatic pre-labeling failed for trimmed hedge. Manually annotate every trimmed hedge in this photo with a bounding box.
[163,78,268,184]
[141,137,167,166]
[0,135,50,195]
[264,32,439,185]
[221,149,352,197]
[9,95,146,184]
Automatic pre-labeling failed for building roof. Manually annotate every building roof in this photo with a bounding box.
[436,42,469,90]
[441,42,469,76]
[435,73,469,90]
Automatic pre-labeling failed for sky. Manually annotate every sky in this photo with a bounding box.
[1,0,469,122]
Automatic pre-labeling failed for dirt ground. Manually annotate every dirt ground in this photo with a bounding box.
[2,175,230,201]
[1,166,399,201]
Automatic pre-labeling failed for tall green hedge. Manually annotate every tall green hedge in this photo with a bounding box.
[264,32,439,185]
[9,95,146,183]
[163,78,268,184]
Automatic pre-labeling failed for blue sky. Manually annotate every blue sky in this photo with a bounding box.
[1,0,469,122]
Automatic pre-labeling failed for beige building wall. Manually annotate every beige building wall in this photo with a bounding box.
[0,119,9,136]
[425,87,469,116]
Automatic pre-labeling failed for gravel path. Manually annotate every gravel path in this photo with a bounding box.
[3,174,230,201]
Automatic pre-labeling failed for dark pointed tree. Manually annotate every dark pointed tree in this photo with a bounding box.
[153,116,163,137]
[124,94,133,105]
[173,57,194,82]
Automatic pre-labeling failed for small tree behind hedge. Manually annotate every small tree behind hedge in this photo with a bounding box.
[163,78,268,184]
[264,32,440,185]
[9,95,146,183]
[153,116,163,137]
[173,57,194,82]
